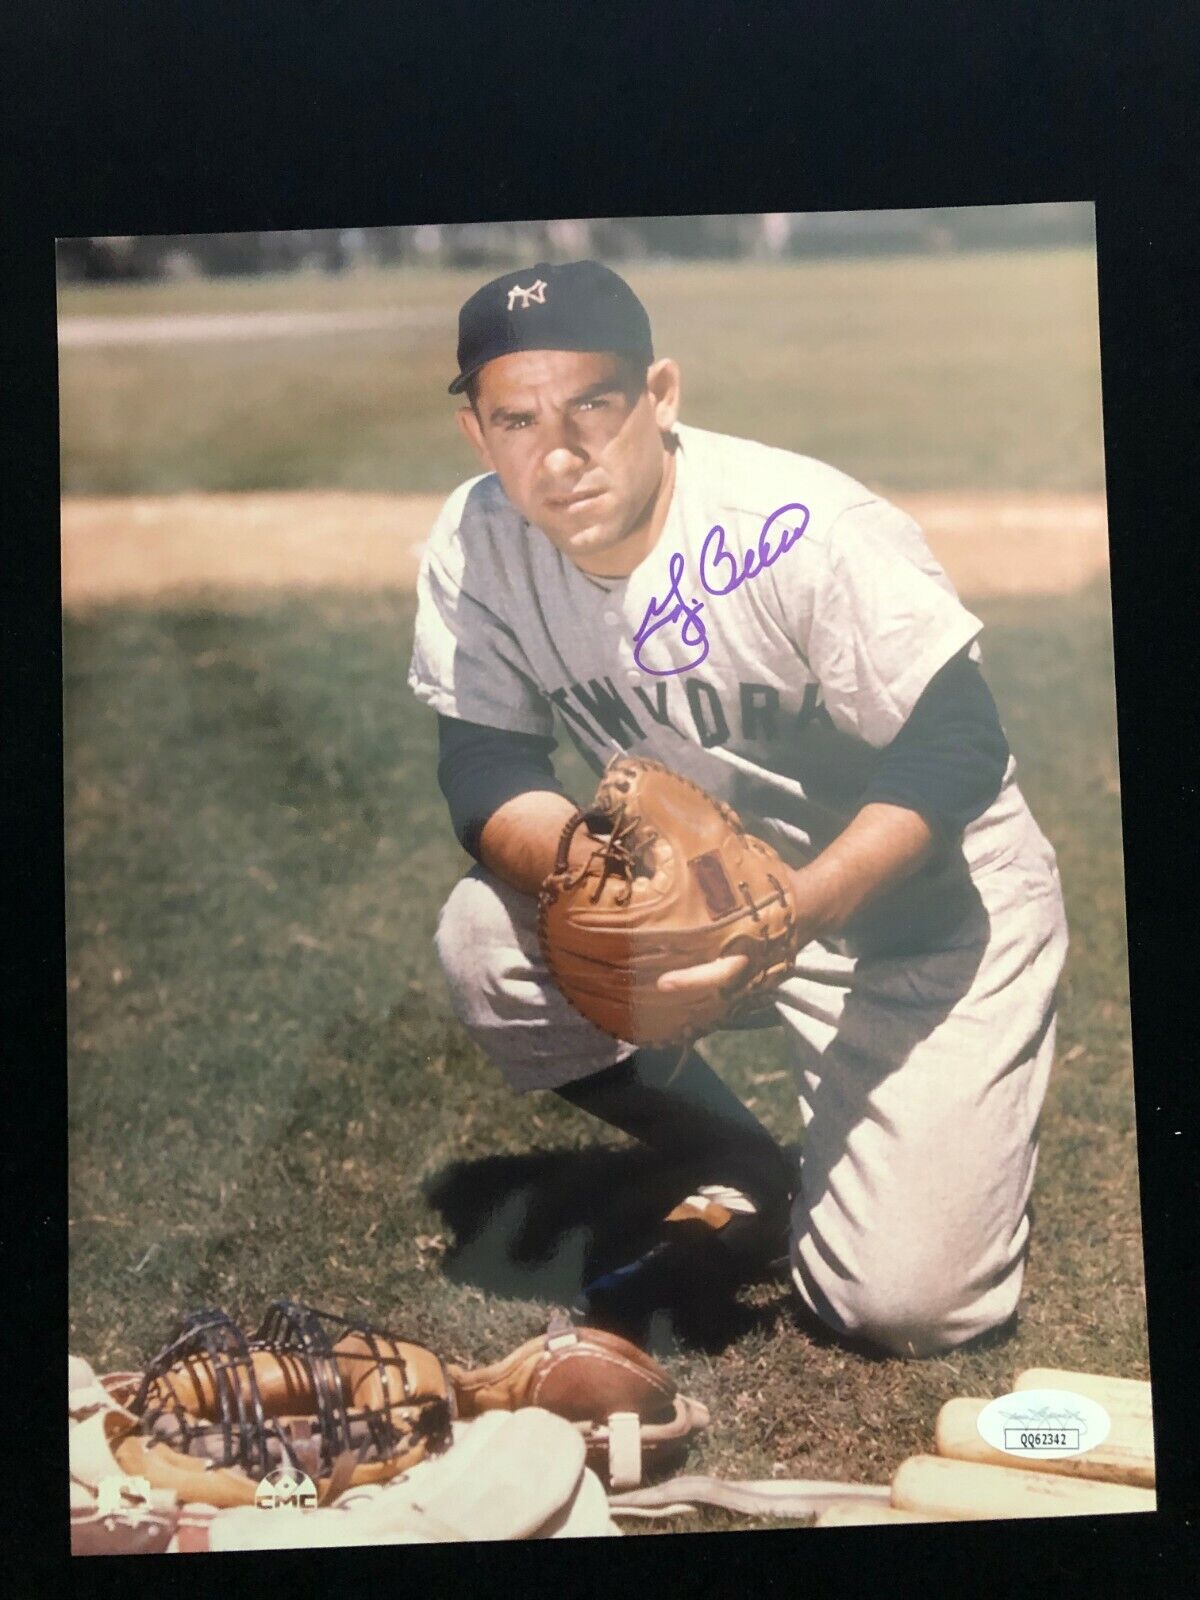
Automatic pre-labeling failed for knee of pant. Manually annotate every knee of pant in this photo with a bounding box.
[842,1269,1020,1359]
[797,1247,1020,1360]
[843,1297,965,1359]
[434,874,514,1001]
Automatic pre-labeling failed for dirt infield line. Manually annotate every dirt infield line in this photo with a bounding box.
[59,489,1109,610]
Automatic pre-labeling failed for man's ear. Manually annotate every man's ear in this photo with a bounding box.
[457,404,495,470]
[645,358,681,433]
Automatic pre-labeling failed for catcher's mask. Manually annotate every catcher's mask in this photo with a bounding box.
[129,1299,453,1484]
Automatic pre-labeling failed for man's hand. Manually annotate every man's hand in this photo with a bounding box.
[478,789,584,897]
[655,884,825,1001]
[657,802,936,999]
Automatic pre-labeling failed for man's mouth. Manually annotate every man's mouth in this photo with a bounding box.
[551,489,606,510]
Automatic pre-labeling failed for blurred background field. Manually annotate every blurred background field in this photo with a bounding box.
[61,206,1144,1533]
[59,213,1103,497]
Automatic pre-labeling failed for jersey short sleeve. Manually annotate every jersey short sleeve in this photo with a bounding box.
[787,497,984,748]
[407,480,555,738]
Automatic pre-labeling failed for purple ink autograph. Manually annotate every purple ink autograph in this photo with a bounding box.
[633,502,810,676]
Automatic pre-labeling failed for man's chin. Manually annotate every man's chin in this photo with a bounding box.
[552,520,623,562]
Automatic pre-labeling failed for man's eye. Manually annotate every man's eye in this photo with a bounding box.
[505,417,532,430]
[577,397,608,412]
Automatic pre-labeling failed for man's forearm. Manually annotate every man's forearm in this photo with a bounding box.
[478,789,583,896]
[794,802,936,935]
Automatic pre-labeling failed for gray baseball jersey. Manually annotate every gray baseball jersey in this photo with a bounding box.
[409,421,1039,954]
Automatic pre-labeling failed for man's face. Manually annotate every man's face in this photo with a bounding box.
[457,350,680,573]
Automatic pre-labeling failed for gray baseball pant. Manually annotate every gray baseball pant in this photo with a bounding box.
[434,825,1068,1358]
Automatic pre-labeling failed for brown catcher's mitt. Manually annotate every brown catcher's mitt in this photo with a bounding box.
[447,1312,709,1490]
[539,755,803,1047]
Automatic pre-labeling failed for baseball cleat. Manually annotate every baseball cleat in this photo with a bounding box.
[572,1184,790,1339]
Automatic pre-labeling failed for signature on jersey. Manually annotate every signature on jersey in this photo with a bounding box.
[632,501,810,676]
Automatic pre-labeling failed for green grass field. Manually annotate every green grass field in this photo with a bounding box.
[58,250,1104,496]
[65,580,1145,1533]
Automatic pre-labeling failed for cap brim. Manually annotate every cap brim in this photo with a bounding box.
[449,341,654,397]
[447,366,479,396]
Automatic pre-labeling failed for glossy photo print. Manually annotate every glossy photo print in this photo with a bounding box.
[62,206,1153,1553]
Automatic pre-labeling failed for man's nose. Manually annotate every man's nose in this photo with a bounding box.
[542,413,591,471]
[543,441,588,477]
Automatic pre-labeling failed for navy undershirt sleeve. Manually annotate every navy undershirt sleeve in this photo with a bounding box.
[437,714,566,859]
[859,648,1010,834]
[436,648,1008,859]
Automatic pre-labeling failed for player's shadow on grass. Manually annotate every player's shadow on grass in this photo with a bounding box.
[423,1143,791,1355]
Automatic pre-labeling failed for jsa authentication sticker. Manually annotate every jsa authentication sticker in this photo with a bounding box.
[977,1388,1112,1460]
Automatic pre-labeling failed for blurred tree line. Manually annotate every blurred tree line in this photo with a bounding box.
[57,205,1093,283]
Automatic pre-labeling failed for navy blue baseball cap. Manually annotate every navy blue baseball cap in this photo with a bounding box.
[448,259,654,395]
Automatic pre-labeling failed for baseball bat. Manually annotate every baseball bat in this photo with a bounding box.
[816,1501,943,1527]
[892,1454,1156,1520]
[1013,1369,1152,1418]
[935,1397,1155,1488]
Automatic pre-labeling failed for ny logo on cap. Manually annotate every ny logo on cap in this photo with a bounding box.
[506,278,548,311]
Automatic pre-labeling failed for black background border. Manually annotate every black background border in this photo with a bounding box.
[7,3,1198,1595]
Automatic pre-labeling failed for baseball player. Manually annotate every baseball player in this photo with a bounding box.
[408,259,1068,1358]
